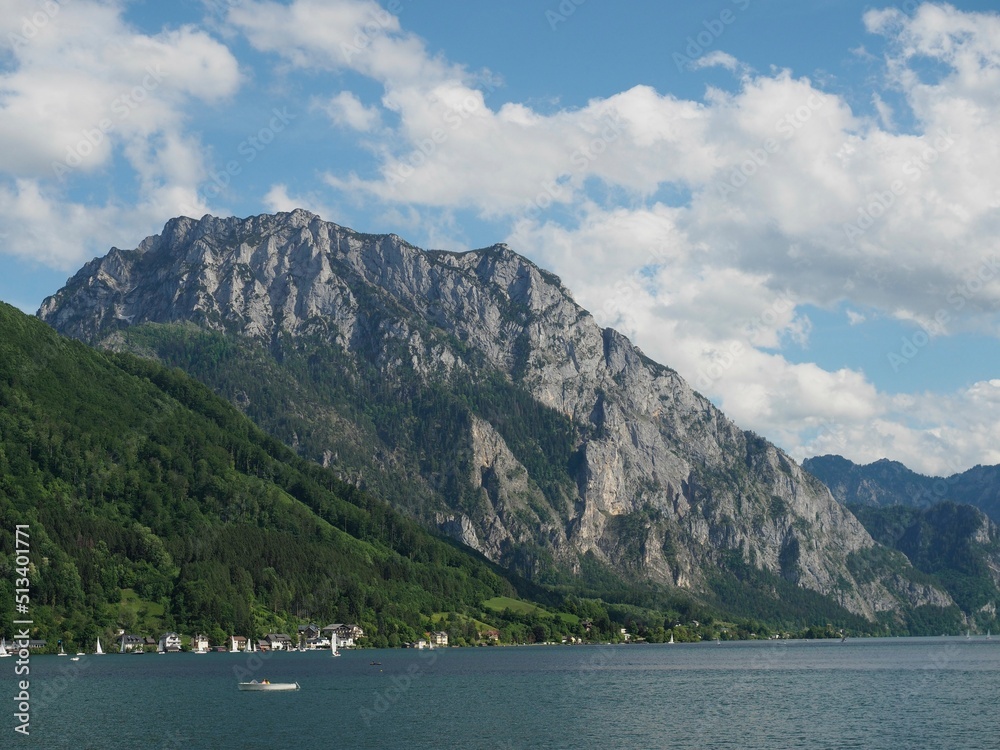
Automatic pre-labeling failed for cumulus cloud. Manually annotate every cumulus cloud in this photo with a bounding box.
[5,0,998,474]
[318,91,381,131]
[0,0,241,268]
[230,1,1000,473]
[263,183,334,220]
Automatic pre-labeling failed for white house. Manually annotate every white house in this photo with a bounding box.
[229,635,248,652]
[118,634,144,653]
[322,623,364,648]
[193,634,210,652]
[262,633,292,651]
[158,633,182,652]
[431,631,449,647]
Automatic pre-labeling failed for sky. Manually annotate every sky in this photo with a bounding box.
[1,0,1000,476]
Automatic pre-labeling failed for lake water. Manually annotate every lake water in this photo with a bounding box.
[16,637,1000,749]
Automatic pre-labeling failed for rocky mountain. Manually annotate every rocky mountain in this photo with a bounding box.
[804,454,1000,629]
[848,503,1000,631]
[804,455,1000,524]
[38,210,950,623]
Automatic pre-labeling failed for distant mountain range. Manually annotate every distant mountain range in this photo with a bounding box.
[33,210,971,631]
[805,455,1000,631]
[803,455,1000,523]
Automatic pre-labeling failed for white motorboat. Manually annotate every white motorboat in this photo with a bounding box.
[237,680,300,691]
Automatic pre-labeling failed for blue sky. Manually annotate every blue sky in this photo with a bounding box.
[2,0,1000,474]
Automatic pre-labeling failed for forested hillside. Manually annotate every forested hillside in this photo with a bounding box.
[0,302,527,648]
[0,300,931,646]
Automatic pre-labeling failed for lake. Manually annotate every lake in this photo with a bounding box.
[17,637,1000,749]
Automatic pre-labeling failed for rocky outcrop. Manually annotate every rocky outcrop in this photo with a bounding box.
[39,210,949,619]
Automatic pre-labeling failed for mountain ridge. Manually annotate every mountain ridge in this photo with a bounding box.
[803,454,1000,523]
[38,210,951,622]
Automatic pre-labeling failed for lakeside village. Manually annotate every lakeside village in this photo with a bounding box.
[5,618,871,656]
[11,623,456,655]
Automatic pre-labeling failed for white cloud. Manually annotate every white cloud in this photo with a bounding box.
[690,51,743,73]
[318,91,381,131]
[225,2,1000,473]
[847,309,867,326]
[0,0,241,269]
[263,183,334,220]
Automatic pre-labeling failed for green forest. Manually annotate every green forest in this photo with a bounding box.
[0,303,982,650]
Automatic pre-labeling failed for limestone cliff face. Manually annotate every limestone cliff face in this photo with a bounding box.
[39,210,948,618]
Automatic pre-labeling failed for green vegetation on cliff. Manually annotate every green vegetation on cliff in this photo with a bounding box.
[0,303,521,648]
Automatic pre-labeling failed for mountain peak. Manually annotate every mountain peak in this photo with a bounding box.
[38,212,948,621]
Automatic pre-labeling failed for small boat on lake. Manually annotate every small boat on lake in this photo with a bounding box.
[237,680,300,691]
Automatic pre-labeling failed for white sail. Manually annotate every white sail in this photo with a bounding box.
[331,633,340,657]
[0,638,9,657]
[96,637,104,655]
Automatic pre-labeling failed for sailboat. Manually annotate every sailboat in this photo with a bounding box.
[668,633,675,644]
[0,638,11,657]
[988,630,992,641]
[331,633,341,658]
[95,637,104,655]
[57,642,67,656]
